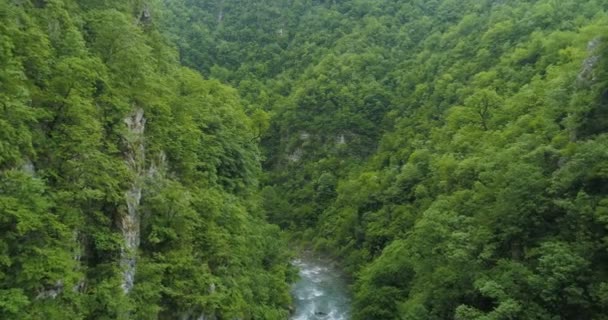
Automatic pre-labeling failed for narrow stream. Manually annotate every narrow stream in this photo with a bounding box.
[291,256,351,320]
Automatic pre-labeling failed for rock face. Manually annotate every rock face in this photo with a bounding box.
[288,148,304,162]
[139,6,151,24]
[36,281,63,300]
[21,159,35,175]
[121,108,146,293]
[180,312,218,320]
[578,37,602,85]
[336,134,346,146]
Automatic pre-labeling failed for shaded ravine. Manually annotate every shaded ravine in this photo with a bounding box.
[291,256,351,320]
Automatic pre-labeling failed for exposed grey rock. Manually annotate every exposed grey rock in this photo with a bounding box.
[300,132,311,140]
[336,134,346,145]
[577,37,602,85]
[36,281,63,300]
[21,159,35,174]
[288,148,303,162]
[121,107,146,293]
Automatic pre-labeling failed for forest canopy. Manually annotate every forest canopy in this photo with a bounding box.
[164,0,608,318]
[1,0,608,319]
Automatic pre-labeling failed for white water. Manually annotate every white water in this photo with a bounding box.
[291,257,351,320]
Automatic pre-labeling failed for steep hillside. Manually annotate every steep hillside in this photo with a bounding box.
[0,1,292,319]
[165,0,608,319]
[3,0,608,319]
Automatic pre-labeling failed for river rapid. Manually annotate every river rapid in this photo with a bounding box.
[290,256,351,320]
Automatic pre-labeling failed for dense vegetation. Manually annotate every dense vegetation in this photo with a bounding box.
[165,0,608,319]
[0,1,292,319]
[3,0,608,319]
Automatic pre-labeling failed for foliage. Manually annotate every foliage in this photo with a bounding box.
[0,0,292,318]
[163,0,608,318]
[3,0,608,318]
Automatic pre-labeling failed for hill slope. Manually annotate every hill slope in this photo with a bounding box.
[0,1,291,319]
[165,0,608,319]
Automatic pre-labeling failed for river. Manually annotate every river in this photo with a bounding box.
[290,256,351,320]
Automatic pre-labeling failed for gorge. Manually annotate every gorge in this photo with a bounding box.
[1,0,608,319]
